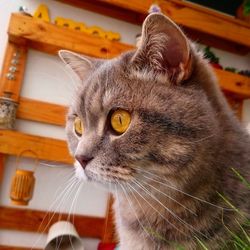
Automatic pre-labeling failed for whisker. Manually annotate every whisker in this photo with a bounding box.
[55,179,80,250]
[119,183,150,242]
[126,183,156,243]
[136,168,233,211]
[187,134,216,144]
[57,180,82,250]
[39,161,72,168]
[31,174,77,249]
[67,180,83,222]
[133,179,208,239]
[130,180,188,238]
[140,179,197,216]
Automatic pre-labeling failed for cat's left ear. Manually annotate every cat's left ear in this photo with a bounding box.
[58,50,93,81]
[132,13,192,84]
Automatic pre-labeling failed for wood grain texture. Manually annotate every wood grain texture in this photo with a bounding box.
[0,246,41,250]
[56,0,144,24]
[57,0,250,53]
[102,195,116,243]
[0,42,27,101]
[214,68,250,99]
[8,13,134,57]
[0,206,105,239]
[17,97,67,126]
[0,154,5,183]
[225,94,243,120]
[99,0,250,48]
[0,130,73,164]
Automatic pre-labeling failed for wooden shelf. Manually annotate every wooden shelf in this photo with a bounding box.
[56,0,250,54]
[7,13,250,100]
[17,97,67,126]
[0,206,105,239]
[8,13,133,57]
[0,130,73,164]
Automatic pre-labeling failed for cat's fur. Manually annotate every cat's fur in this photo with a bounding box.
[59,13,250,249]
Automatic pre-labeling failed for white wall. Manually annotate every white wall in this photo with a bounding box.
[0,0,249,249]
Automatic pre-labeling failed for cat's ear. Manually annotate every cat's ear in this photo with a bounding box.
[58,50,93,81]
[132,13,192,84]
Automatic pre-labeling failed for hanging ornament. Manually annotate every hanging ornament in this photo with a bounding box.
[10,150,38,206]
[148,2,162,14]
[0,91,18,130]
[45,221,84,250]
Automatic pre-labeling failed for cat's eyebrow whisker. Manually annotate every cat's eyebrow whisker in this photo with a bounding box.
[140,179,197,216]
[135,168,233,211]
[130,180,189,238]
[133,179,209,240]
[119,183,150,242]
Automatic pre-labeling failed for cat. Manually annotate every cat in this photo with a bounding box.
[59,13,250,250]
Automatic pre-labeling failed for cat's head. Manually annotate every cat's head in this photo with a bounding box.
[59,13,218,189]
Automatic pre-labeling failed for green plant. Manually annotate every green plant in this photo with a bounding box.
[243,0,250,16]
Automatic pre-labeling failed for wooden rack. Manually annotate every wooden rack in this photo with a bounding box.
[0,1,249,248]
[56,0,250,55]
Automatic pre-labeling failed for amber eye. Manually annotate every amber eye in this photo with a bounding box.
[74,117,83,137]
[111,109,131,134]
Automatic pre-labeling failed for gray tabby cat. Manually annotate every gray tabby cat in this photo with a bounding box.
[59,13,250,250]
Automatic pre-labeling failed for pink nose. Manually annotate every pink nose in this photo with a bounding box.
[75,155,93,169]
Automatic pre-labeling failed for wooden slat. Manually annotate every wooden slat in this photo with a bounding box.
[0,154,5,183]
[214,69,250,99]
[56,0,144,25]
[8,13,134,57]
[225,94,243,120]
[102,195,116,243]
[0,206,105,239]
[0,130,73,164]
[57,0,250,54]
[17,97,67,126]
[0,42,27,101]
[0,246,41,250]
[99,0,250,48]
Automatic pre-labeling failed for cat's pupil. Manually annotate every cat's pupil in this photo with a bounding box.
[119,116,122,125]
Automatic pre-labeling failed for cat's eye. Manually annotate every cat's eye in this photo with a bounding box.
[111,109,131,134]
[74,117,83,137]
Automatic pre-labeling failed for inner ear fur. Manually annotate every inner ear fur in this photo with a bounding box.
[132,13,193,84]
[58,50,94,81]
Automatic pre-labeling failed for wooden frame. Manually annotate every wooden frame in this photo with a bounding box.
[0,8,249,248]
[56,0,250,55]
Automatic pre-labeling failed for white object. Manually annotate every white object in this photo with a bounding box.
[45,221,84,250]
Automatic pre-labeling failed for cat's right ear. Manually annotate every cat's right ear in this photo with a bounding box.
[58,50,93,81]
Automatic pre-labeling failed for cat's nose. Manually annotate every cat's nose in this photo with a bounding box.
[75,155,93,169]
